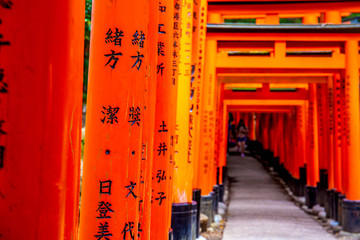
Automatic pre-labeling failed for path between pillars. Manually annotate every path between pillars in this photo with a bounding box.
[222,155,336,240]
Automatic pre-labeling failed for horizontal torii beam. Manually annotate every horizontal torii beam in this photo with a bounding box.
[224,83,309,89]
[225,99,307,106]
[208,1,360,14]
[223,89,308,100]
[218,74,329,83]
[217,41,347,52]
[227,105,295,113]
[206,24,360,41]
[216,52,348,69]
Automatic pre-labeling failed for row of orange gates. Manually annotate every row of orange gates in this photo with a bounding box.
[0,0,223,239]
[2,0,360,240]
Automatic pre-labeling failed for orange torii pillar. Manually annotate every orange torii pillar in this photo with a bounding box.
[332,74,343,222]
[171,0,195,238]
[149,0,174,238]
[219,92,228,189]
[306,83,320,208]
[340,74,348,225]
[79,1,149,239]
[262,113,270,150]
[216,83,225,184]
[139,1,159,239]
[283,113,291,178]
[272,113,281,172]
[341,40,360,233]
[189,0,207,236]
[272,114,278,158]
[197,13,220,225]
[288,107,303,197]
[317,84,329,207]
[324,77,336,219]
[167,0,181,234]
[214,84,221,186]
[255,113,262,144]
[278,113,285,167]
[257,113,264,146]
[0,1,83,239]
[320,11,341,221]
[249,113,256,141]
[296,104,307,197]
[288,111,297,185]
[267,113,276,168]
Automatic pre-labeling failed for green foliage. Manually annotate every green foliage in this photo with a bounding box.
[279,18,302,24]
[342,13,360,23]
[81,138,85,160]
[83,0,92,103]
[224,19,256,24]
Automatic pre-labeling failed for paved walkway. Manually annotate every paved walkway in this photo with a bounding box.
[222,155,336,240]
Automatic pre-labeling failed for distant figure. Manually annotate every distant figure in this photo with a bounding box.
[237,119,248,156]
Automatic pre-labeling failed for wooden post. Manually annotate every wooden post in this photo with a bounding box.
[344,40,360,200]
[308,84,320,187]
[278,113,285,165]
[191,0,207,189]
[173,0,194,204]
[333,74,342,193]
[79,0,150,239]
[262,113,269,150]
[306,83,320,208]
[218,83,226,184]
[149,0,175,238]
[317,84,328,172]
[198,13,220,196]
[327,78,335,190]
[139,0,159,239]
[0,1,84,239]
[340,40,360,234]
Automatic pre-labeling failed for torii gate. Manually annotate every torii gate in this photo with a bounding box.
[203,15,360,233]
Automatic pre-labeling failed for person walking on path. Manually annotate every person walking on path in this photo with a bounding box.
[237,119,248,156]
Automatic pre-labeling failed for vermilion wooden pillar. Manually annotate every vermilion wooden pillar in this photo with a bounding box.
[79,0,149,239]
[0,1,84,239]
[198,13,220,196]
[191,0,207,192]
[283,113,290,174]
[149,0,174,238]
[272,114,278,158]
[341,40,360,233]
[190,0,202,189]
[139,0,158,239]
[306,83,320,208]
[333,74,342,193]
[291,111,298,178]
[249,113,256,141]
[344,41,360,201]
[262,113,269,150]
[293,107,303,180]
[173,0,194,203]
[168,0,181,222]
[340,75,348,197]
[317,83,330,206]
[317,84,328,171]
[301,103,307,167]
[217,83,226,184]
[327,78,335,190]
[255,113,261,143]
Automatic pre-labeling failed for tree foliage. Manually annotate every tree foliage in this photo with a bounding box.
[83,0,92,103]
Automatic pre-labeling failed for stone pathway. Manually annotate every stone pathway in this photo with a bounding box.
[222,155,336,240]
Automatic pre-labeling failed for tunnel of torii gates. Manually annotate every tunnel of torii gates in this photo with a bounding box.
[1,0,360,239]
